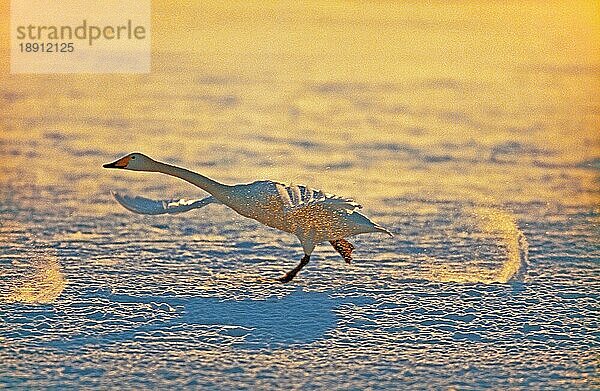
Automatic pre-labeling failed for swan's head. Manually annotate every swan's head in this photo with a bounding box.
[103,152,156,171]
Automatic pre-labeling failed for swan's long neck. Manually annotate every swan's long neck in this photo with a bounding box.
[153,161,230,199]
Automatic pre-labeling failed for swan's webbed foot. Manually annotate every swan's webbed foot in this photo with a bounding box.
[330,239,354,264]
[277,255,310,283]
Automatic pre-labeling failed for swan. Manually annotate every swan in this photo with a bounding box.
[103,152,392,282]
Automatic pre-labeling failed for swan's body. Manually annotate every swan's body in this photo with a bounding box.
[104,153,392,282]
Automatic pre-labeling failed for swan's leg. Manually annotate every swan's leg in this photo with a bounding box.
[329,239,354,264]
[278,255,310,283]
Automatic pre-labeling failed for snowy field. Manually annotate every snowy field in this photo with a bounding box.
[1,2,599,389]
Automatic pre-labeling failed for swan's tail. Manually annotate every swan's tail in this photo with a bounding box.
[111,191,219,215]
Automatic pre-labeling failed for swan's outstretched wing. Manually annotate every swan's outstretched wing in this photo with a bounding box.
[274,182,362,212]
[111,191,220,215]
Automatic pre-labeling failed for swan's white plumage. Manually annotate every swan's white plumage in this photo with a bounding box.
[104,153,392,262]
[104,152,393,281]
[112,179,392,243]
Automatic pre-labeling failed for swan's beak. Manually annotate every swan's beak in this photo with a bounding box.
[103,156,130,169]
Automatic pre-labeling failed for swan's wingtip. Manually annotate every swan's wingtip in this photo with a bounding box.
[375,226,394,237]
[110,190,128,203]
[110,190,121,199]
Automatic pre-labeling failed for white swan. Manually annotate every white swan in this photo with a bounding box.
[104,152,392,282]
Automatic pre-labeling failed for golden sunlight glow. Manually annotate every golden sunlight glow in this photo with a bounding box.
[0,1,598,208]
